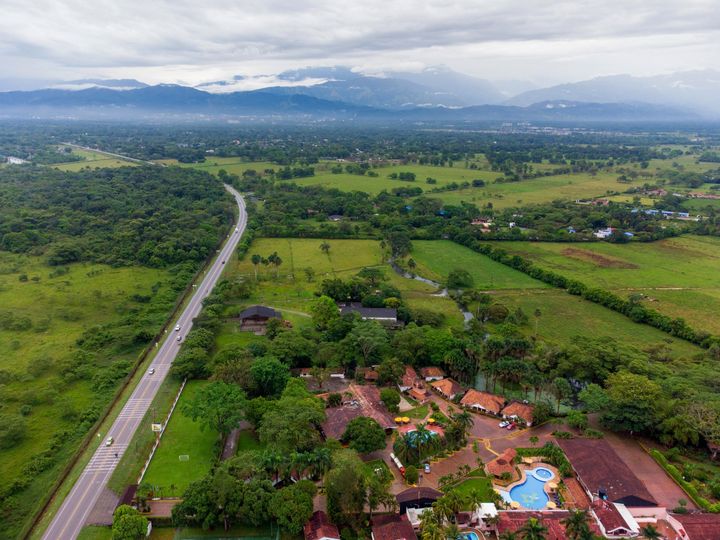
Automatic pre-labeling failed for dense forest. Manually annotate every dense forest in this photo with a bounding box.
[0,165,235,267]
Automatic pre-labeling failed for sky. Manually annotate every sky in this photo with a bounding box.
[1,0,719,90]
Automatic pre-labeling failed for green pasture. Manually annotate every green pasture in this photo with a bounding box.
[409,240,547,290]
[0,252,168,490]
[52,148,138,170]
[156,157,278,177]
[498,235,720,334]
[142,380,219,494]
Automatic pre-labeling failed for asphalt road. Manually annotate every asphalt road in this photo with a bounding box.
[41,184,246,540]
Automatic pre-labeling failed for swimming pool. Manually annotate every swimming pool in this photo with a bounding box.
[508,467,555,510]
[462,532,479,540]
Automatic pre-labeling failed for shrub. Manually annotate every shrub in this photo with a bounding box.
[552,430,575,439]
[380,388,400,412]
[583,429,604,439]
[327,393,342,407]
[405,465,419,484]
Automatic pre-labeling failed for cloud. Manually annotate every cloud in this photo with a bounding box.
[0,0,719,85]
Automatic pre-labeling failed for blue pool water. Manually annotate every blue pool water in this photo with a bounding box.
[463,533,479,540]
[508,467,555,510]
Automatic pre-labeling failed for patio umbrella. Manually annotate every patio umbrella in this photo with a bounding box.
[395,417,403,423]
[510,501,520,509]
[546,501,557,509]
[547,482,558,491]
[402,417,410,423]
[428,418,435,423]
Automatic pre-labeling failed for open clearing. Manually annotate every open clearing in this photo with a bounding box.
[52,148,138,170]
[499,235,720,334]
[0,252,169,493]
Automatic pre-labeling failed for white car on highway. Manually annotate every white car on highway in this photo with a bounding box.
[105,436,114,446]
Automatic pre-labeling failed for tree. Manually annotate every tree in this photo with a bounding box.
[602,372,662,434]
[551,377,572,413]
[562,509,591,540]
[380,388,401,412]
[250,356,290,397]
[405,464,419,484]
[0,414,26,449]
[518,517,548,540]
[172,347,210,380]
[533,308,542,337]
[641,524,662,540]
[529,435,539,447]
[377,357,404,385]
[325,450,367,528]
[447,269,474,289]
[566,410,588,431]
[342,417,387,454]
[258,383,325,452]
[343,321,388,365]
[304,267,316,282]
[268,331,317,367]
[112,505,148,540]
[578,383,609,412]
[271,483,315,535]
[181,381,246,435]
[251,254,262,280]
[310,295,339,331]
[320,241,331,255]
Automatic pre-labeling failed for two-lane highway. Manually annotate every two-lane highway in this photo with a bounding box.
[41,185,246,540]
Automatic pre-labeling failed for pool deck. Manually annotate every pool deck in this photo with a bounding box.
[497,462,560,510]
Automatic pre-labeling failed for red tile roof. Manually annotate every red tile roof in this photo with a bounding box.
[409,386,429,402]
[501,401,535,424]
[460,389,506,414]
[486,447,517,477]
[357,367,379,381]
[305,511,340,540]
[371,514,417,540]
[497,511,602,540]
[430,378,462,397]
[673,513,720,540]
[591,499,633,534]
[420,367,445,378]
[557,438,657,507]
[401,365,419,388]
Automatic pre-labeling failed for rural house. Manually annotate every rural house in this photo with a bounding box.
[304,511,340,540]
[460,389,506,415]
[500,401,535,427]
[420,366,445,381]
[430,378,463,400]
[238,305,281,334]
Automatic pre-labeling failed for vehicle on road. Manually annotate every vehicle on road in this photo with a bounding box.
[175,324,181,331]
[235,227,239,232]
[499,420,509,428]
[424,463,431,474]
[105,436,114,446]
[148,368,155,375]
[507,422,516,430]
[221,259,225,264]
[176,335,182,342]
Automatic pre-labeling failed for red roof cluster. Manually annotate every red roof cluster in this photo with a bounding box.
[673,513,720,540]
[460,389,506,414]
[401,365,419,388]
[591,499,633,535]
[486,447,517,477]
[304,511,340,540]
[430,377,463,397]
[501,401,535,424]
[371,514,417,540]
[497,511,601,540]
[420,366,445,378]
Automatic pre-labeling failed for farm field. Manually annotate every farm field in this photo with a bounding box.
[498,235,720,334]
[409,240,547,290]
[0,252,170,492]
[228,238,465,327]
[142,380,219,495]
[52,148,138,170]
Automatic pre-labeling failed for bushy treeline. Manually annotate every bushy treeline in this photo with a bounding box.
[0,165,234,267]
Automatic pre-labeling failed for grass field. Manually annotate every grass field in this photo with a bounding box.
[449,474,495,505]
[52,148,138,170]
[142,380,219,495]
[0,252,169,493]
[226,238,465,329]
[498,235,720,334]
[409,240,547,290]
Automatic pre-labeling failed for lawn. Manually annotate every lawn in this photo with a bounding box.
[499,235,720,334]
[236,429,264,453]
[142,380,219,495]
[405,404,430,419]
[409,240,547,290]
[77,526,111,540]
[52,148,138,170]
[450,475,495,506]
[0,251,170,503]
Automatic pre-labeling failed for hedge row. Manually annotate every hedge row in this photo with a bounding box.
[516,443,573,478]
[450,232,719,349]
[648,449,720,512]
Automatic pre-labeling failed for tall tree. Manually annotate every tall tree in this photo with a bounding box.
[181,381,246,436]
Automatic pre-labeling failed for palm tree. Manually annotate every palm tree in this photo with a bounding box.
[432,497,455,524]
[519,517,548,540]
[251,254,262,280]
[420,514,444,540]
[443,523,462,540]
[452,410,475,434]
[641,524,662,540]
[562,509,591,540]
[466,488,484,513]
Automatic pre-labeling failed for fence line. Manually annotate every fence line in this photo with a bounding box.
[137,378,188,485]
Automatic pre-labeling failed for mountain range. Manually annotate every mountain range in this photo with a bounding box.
[0,66,717,123]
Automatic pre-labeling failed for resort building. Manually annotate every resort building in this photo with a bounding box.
[356,366,379,383]
[371,514,417,540]
[497,511,602,540]
[399,365,420,392]
[304,511,341,540]
[485,448,517,478]
[591,499,640,538]
[340,303,399,326]
[460,389,506,415]
[557,438,658,507]
[430,378,463,400]
[396,487,443,513]
[420,367,445,381]
[238,305,281,334]
[500,401,535,427]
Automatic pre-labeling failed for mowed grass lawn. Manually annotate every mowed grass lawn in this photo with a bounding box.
[0,252,169,491]
[52,148,138,170]
[142,380,219,494]
[450,475,495,506]
[500,235,720,334]
[409,240,547,290]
